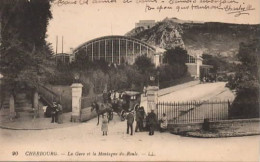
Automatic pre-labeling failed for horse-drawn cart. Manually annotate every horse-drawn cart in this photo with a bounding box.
[112,91,141,121]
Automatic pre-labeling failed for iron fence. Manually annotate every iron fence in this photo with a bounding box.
[157,100,232,124]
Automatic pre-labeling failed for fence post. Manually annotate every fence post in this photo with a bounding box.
[71,83,83,122]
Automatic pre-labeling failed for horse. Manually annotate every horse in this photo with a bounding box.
[91,101,113,125]
[111,99,140,121]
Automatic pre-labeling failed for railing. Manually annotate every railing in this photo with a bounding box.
[38,85,60,106]
[38,85,72,112]
[157,100,232,124]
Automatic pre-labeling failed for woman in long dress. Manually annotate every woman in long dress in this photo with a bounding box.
[57,103,63,124]
[101,114,108,136]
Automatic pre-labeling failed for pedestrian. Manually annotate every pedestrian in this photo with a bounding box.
[160,113,167,132]
[147,109,157,135]
[57,102,63,124]
[135,106,144,132]
[33,107,37,119]
[139,106,146,131]
[126,111,134,135]
[108,90,112,103]
[51,102,58,123]
[103,89,108,103]
[42,105,48,117]
[115,91,120,100]
[143,86,147,97]
[101,114,108,136]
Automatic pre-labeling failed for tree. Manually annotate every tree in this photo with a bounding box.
[202,54,233,73]
[228,39,260,118]
[0,0,53,93]
[162,47,188,79]
[163,47,187,66]
[134,55,155,73]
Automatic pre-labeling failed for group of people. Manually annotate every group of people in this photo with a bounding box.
[50,102,63,124]
[103,89,122,104]
[101,105,168,136]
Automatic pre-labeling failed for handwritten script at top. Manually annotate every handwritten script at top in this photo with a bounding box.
[54,0,256,17]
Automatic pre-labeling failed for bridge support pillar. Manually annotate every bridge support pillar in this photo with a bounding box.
[71,83,83,122]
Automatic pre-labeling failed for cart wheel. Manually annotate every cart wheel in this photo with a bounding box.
[120,115,125,121]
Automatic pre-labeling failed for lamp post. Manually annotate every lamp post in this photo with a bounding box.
[74,73,80,83]
[157,71,160,89]
[149,75,155,86]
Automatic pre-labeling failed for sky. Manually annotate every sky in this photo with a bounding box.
[46,0,260,53]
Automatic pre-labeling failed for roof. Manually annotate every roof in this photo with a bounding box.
[155,47,166,53]
[73,35,156,53]
[122,91,141,96]
[201,64,214,68]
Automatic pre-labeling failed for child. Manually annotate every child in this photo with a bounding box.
[160,113,168,132]
[101,114,108,136]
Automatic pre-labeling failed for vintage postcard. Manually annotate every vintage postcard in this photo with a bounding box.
[0,0,259,161]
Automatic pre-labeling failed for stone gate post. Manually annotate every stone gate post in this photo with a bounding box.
[71,83,83,122]
[146,86,159,113]
[33,91,39,118]
[9,94,16,121]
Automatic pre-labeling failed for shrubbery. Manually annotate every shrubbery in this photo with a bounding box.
[49,47,191,96]
[227,39,260,118]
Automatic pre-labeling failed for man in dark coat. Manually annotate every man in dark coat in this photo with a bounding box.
[103,90,108,103]
[147,109,157,135]
[135,107,141,132]
[126,112,134,135]
[51,102,58,123]
[135,106,145,132]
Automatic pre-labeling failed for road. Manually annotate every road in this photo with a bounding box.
[0,114,259,161]
[158,82,235,102]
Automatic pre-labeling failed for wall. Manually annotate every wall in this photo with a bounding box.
[80,107,98,122]
[186,63,197,77]
[168,118,260,134]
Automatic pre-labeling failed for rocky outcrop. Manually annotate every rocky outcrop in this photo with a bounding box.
[126,18,260,60]
[126,18,185,49]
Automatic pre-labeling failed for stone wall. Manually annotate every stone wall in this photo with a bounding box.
[168,118,260,134]
[80,107,98,122]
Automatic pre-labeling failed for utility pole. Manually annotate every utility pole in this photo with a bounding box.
[55,35,58,64]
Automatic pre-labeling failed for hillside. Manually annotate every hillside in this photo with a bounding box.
[126,18,260,60]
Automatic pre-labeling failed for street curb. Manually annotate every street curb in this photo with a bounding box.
[0,123,80,130]
[183,131,260,138]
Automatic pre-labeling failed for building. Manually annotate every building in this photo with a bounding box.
[185,50,213,78]
[71,35,211,79]
[135,20,156,29]
[72,35,162,67]
[54,53,74,64]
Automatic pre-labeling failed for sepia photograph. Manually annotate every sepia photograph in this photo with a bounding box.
[0,0,259,161]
